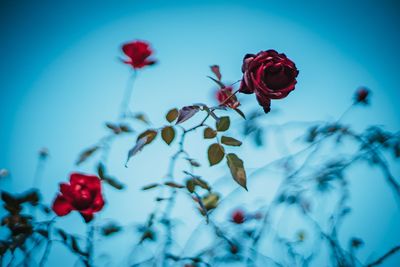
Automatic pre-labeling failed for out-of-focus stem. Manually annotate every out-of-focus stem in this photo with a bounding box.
[119,71,137,119]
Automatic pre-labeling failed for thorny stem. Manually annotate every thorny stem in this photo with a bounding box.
[247,142,322,267]
[39,240,52,267]
[246,104,362,266]
[347,131,400,203]
[38,220,55,267]
[159,113,211,267]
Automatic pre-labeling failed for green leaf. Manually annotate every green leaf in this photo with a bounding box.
[193,178,211,191]
[208,143,225,166]
[119,124,133,133]
[105,122,122,134]
[186,179,195,193]
[234,108,246,119]
[126,130,157,166]
[141,183,160,190]
[161,126,175,145]
[101,223,122,237]
[164,182,185,188]
[207,76,225,89]
[226,153,247,190]
[103,176,125,190]
[97,162,106,179]
[76,146,99,165]
[186,158,201,167]
[202,193,219,211]
[166,108,179,123]
[204,127,217,139]
[133,113,150,125]
[176,106,200,124]
[221,136,242,146]
[216,116,230,132]
[137,130,158,145]
[185,177,210,193]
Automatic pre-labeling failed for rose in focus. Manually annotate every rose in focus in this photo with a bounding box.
[52,173,105,223]
[239,50,299,113]
[122,40,157,69]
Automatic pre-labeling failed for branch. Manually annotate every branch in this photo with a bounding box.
[366,245,400,267]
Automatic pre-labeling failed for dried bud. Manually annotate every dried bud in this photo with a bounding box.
[38,147,49,159]
[351,237,364,248]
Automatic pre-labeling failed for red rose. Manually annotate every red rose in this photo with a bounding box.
[239,50,299,113]
[354,87,370,104]
[121,40,157,69]
[216,87,240,109]
[52,173,105,223]
[231,209,246,224]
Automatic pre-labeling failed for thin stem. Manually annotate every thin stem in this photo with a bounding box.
[86,223,95,267]
[39,240,52,267]
[32,156,46,189]
[119,71,137,119]
[336,103,354,123]
[366,245,400,267]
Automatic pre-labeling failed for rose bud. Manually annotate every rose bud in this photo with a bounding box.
[230,244,239,254]
[354,87,370,104]
[231,209,246,224]
[239,50,299,113]
[38,147,49,159]
[216,87,240,109]
[121,40,157,69]
[52,173,105,223]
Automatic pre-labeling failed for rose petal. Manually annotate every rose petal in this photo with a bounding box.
[91,194,105,212]
[255,92,271,114]
[70,173,101,192]
[52,195,73,216]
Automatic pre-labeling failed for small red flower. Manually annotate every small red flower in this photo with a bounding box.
[239,50,299,113]
[231,209,246,224]
[121,40,157,69]
[216,87,240,109]
[52,173,105,223]
[354,87,370,104]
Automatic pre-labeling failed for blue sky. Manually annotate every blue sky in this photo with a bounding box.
[0,0,399,266]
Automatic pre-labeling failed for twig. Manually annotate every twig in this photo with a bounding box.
[366,245,400,267]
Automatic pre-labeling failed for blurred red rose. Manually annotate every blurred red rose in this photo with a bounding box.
[239,50,299,113]
[354,87,370,104]
[231,209,246,224]
[216,87,240,109]
[122,40,157,69]
[52,173,105,223]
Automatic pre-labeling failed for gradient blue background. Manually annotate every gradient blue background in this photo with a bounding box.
[1,0,399,266]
